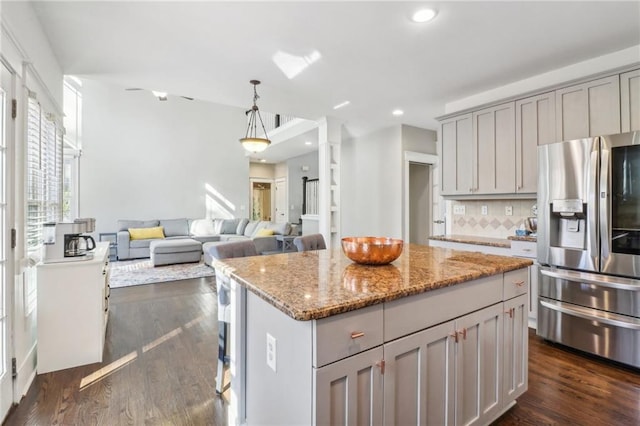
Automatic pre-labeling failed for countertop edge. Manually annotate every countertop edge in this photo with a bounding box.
[221,257,533,321]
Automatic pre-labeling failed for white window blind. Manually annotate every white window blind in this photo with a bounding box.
[26,96,62,254]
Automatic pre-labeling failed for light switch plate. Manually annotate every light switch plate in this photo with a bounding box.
[453,205,465,215]
[266,333,276,372]
[505,206,513,216]
[481,205,488,215]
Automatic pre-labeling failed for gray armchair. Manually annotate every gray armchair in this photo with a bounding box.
[293,233,327,252]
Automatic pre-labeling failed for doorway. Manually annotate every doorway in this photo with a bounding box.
[403,151,439,244]
[0,61,15,420]
[250,179,274,221]
[409,162,431,244]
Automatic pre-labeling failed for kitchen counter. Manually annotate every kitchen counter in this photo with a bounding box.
[508,235,538,242]
[220,244,532,425]
[212,243,532,321]
[430,233,537,247]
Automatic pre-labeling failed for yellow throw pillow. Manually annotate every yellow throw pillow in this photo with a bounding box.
[255,228,274,237]
[129,226,165,240]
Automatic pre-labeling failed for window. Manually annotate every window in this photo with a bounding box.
[26,96,63,256]
[62,78,82,221]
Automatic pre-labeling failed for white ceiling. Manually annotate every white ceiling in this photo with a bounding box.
[31,1,640,159]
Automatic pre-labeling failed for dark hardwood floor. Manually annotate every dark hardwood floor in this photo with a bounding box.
[4,277,227,425]
[3,278,639,425]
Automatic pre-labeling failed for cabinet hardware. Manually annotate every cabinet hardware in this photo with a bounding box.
[376,359,385,374]
[505,308,514,318]
[515,280,525,287]
[459,328,467,340]
[449,331,458,343]
[350,331,365,339]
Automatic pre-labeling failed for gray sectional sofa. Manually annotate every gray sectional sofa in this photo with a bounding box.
[116,218,291,260]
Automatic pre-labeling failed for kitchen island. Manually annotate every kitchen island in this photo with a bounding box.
[213,243,532,425]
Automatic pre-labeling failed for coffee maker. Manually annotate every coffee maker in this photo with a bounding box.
[43,218,96,263]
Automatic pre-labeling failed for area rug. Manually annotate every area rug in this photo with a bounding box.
[109,259,215,288]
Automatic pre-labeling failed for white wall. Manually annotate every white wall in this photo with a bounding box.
[2,1,64,402]
[342,125,403,238]
[402,125,438,154]
[79,78,250,235]
[286,151,319,224]
[249,162,275,179]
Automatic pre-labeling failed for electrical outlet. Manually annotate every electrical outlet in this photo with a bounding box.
[505,206,513,216]
[266,333,276,372]
[453,205,466,215]
[481,205,488,216]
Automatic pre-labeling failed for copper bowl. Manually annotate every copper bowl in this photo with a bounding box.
[341,237,404,265]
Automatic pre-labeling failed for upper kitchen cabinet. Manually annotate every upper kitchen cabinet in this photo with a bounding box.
[555,75,621,141]
[441,113,473,196]
[515,92,556,193]
[473,102,516,194]
[621,69,640,132]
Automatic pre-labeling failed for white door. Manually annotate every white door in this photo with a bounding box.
[275,178,287,224]
[0,63,15,420]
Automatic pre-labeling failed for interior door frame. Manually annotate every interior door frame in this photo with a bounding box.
[403,151,439,244]
[248,178,275,221]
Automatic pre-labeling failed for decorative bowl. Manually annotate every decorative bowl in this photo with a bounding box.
[341,237,404,265]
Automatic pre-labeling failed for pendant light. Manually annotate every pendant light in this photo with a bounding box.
[240,80,271,153]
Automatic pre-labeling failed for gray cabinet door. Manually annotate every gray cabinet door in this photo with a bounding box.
[383,321,455,426]
[473,103,516,194]
[502,294,529,406]
[441,114,473,195]
[454,303,503,426]
[515,92,556,193]
[556,75,621,141]
[621,69,640,132]
[314,346,383,425]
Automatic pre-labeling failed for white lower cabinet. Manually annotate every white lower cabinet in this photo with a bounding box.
[314,346,384,425]
[503,294,528,406]
[383,303,504,426]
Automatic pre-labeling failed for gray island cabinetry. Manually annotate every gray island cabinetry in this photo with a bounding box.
[214,244,531,425]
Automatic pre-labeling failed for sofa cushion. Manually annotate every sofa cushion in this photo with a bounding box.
[243,221,260,237]
[220,218,240,234]
[150,238,202,254]
[118,219,159,232]
[213,219,224,234]
[266,222,291,235]
[129,226,165,240]
[236,218,249,235]
[189,219,217,236]
[160,218,189,237]
[130,238,156,248]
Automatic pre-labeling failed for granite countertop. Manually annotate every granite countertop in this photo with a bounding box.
[213,244,532,321]
[429,234,512,248]
[430,234,537,247]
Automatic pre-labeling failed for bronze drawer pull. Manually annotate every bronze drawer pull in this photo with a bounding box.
[351,331,365,339]
[515,280,525,287]
[449,331,458,343]
[459,328,467,340]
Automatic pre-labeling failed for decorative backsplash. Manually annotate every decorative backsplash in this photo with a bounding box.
[448,199,537,238]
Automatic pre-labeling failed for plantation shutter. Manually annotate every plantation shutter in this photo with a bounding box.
[26,95,62,254]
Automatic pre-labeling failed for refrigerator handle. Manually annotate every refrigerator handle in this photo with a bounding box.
[588,148,599,257]
[600,147,610,261]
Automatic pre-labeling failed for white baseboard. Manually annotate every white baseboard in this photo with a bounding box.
[14,342,37,403]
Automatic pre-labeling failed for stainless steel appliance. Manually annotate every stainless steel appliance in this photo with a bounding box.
[43,219,97,263]
[537,131,640,368]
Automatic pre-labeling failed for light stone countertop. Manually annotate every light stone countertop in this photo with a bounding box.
[213,243,532,321]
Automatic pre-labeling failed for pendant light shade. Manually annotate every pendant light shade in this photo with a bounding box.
[240,80,271,153]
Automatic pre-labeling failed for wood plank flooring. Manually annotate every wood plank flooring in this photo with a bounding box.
[3,278,640,425]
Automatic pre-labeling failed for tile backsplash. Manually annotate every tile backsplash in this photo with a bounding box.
[448,199,536,238]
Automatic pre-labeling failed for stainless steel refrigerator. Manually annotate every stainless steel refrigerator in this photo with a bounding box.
[537,131,640,368]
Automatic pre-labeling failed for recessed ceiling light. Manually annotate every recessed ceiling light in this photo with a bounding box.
[305,141,313,145]
[151,90,168,100]
[260,159,266,163]
[411,8,437,23]
[333,100,350,110]
[392,109,404,116]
